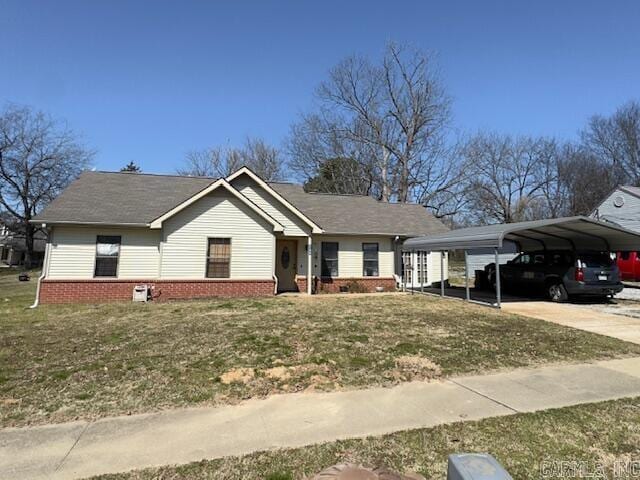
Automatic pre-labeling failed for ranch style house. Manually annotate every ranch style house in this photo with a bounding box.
[31,167,448,303]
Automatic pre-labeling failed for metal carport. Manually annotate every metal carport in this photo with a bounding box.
[403,216,640,308]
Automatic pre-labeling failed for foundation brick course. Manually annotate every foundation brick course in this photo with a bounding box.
[295,276,396,294]
[39,279,275,304]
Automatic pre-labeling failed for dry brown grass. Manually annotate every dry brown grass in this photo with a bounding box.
[2,273,640,427]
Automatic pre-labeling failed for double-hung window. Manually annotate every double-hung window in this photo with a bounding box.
[321,242,339,277]
[417,251,428,283]
[207,238,231,278]
[362,243,379,276]
[94,235,121,277]
[402,251,412,284]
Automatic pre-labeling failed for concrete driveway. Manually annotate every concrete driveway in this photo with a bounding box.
[417,284,640,345]
[503,300,640,344]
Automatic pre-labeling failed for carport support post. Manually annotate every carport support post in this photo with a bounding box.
[464,250,470,301]
[494,247,501,309]
[440,251,445,297]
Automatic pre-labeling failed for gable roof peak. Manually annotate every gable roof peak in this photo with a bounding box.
[148,178,284,231]
[226,166,324,233]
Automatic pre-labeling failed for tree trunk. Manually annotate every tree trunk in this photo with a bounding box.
[24,222,34,269]
[380,146,391,202]
[398,159,410,203]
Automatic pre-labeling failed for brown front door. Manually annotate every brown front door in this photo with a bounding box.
[276,239,298,292]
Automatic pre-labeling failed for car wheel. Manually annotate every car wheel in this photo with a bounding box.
[547,282,568,303]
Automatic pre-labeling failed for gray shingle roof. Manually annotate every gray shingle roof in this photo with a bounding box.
[33,171,448,236]
[33,171,213,226]
[270,182,448,236]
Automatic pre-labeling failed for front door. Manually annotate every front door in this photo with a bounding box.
[276,239,298,292]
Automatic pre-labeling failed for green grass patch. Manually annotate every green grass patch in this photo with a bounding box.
[2,273,640,427]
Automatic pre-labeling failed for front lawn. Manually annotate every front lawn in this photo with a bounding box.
[91,396,640,480]
[2,273,640,427]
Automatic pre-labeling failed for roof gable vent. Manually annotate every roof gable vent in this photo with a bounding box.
[614,195,625,208]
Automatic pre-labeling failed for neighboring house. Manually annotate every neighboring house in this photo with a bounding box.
[0,220,46,267]
[592,185,640,232]
[591,186,640,280]
[31,167,448,304]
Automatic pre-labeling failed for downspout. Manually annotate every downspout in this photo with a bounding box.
[154,228,165,300]
[307,235,312,294]
[30,225,51,309]
[272,234,278,294]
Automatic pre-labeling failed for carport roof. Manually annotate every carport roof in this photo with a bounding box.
[403,216,640,252]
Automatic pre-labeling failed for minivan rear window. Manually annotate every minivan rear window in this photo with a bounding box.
[577,253,614,268]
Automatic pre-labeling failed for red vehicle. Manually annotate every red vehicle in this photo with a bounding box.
[616,251,640,280]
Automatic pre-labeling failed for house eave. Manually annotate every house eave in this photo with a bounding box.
[319,230,441,237]
[29,220,151,228]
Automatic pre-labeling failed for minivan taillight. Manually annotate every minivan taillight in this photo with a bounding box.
[575,267,584,282]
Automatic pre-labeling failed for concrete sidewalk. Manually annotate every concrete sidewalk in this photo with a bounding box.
[503,301,640,344]
[3,357,640,480]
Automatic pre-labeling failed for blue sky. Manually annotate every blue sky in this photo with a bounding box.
[1,0,639,175]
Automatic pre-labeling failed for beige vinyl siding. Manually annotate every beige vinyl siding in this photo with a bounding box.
[231,175,311,237]
[427,251,448,285]
[299,235,395,278]
[47,226,160,279]
[161,190,274,279]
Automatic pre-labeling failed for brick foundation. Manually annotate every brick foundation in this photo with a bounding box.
[39,279,276,304]
[294,276,310,293]
[296,276,396,294]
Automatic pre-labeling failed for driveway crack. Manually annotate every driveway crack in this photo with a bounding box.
[447,379,520,413]
[54,421,91,474]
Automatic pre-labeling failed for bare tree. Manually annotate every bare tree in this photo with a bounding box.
[382,43,451,203]
[177,147,242,177]
[0,104,92,267]
[288,113,379,195]
[558,144,616,216]
[290,41,453,207]
[315,55,393,199]
[461,134,559,224]
[413,139,468,218]
[582,100,640,184]
[240,137,284,181]
[178,138,283,181]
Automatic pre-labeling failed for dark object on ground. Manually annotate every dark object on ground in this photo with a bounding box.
[431,279,451,289]
[448,453,513,480]
[484,250,623,302]
[18,273,30,282]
